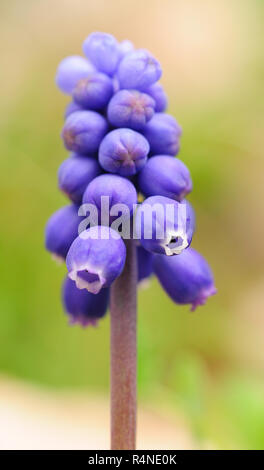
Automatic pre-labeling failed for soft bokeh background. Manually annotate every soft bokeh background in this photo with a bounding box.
[0,0,264,449]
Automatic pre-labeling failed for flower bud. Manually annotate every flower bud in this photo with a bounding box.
[64,101,84,119]
[146,83,168,112]
[73,72,113,111]
[138,155,192,201]
[107,90,155,130]
[135,196,195,256]
[62,276,109,327]
[62,110,108,154]
[58,155,101,204]
[143,113,182,156]
[83,32,120,76]
[66,226,126,294]
[119,40,134,58]
[137,246,153,283]
[55,56,95,94]
[82,174,137,225]
[99,128,149,176]
[154,248,217,311]
[45,205,82,261]
[117,49,162,90]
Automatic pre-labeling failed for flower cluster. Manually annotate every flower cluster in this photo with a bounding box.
[45,32,216,327]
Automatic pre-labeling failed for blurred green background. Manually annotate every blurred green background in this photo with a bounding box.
[0,0,264,449]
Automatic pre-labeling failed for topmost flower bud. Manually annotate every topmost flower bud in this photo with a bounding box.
[117,49,162,91]
[83,32,120,76]
[119,40,134,58]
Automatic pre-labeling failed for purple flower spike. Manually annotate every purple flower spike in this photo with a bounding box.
[62,110,108,155]
[64,101,84,119]
[99,128,149,176]
[45,205,82,261]
[143,113,182,156]
[83,174,137,225]
[154,248,217,311]
[73,72,113,111]
[83,32,120,76]
[135,196,195,256]
[119,40,134,58]
[66,226,126,294]
[138,155,192,201]
[107,90,155,131]
[63,277,109,327]
[147,83,168,112]
[117,49,162,91]
[58,154,101,204]
[137,246,153,284]
[55,56,95,94]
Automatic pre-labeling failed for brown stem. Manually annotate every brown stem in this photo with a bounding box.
[110,238,137,450]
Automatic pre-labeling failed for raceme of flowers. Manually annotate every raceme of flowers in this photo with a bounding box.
[45,32,216,327]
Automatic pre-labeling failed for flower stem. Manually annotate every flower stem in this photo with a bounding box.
[110,238,137,450]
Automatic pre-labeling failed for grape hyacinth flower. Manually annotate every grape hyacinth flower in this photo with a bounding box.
[66,226,126,294]
[107,90,155,130]
[154,248,217,311]
[83,174,137,226]
[83,32,120,76]
[99,128,150,176]
[143,113,182,156]
[64,101,84,119]
[45,204,82,261]
[47,31,216,450]
[135,196,195,256]
[138,155,192,201]
[56,55,95,94]
[73,72,114,111]
[146,83,168,112]
[119,39,134,58]
[63,276,109,327]
[62,110,108,154]
[117,49,162,90]
[58,154,101,204]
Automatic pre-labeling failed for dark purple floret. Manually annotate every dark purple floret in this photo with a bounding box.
[64,101,84,119]
[83,32,120,76]
[107,90,155,130]
[119,39,134,58]
[66,226,126,294]
[63,276,109,327]
[99,128,150,176]
[146,83,168,112]
[138,155,192,201]
[135,196,195,256]
[154,248,217,311]
[45,204,83,261]
[73,72,114,111]
[143,113,182,156]
[58,154,101,204]
[82,174,137,226]
[117,49,162,90]
[61,110,108,155]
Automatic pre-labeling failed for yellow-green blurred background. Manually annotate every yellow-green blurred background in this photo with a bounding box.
[0,0,264,449]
